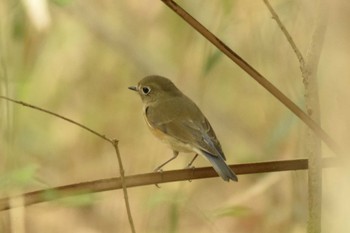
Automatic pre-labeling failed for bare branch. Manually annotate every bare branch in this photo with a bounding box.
[0,95,110,142]
[0,157,338,211]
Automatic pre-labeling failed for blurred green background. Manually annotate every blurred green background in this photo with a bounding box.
[0,0,349,232]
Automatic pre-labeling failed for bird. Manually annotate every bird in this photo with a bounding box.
[128,75,238,182]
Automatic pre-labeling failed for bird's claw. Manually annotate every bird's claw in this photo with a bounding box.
[153,168,164,188]
[153,168,163,173]
[185,164,195,169]
[185,165,195,182]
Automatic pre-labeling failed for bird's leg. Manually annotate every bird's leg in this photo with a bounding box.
[185,154,199,169]
[185,154,198,183]
[154,151,179,172]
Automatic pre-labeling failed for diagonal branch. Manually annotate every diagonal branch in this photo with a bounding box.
[160,0,340,155]
[0,157,338,211]
[0,96,109,142]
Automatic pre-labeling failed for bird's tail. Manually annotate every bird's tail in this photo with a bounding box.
[200,150,238,182]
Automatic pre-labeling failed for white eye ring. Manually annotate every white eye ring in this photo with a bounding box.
[141,86,151,95]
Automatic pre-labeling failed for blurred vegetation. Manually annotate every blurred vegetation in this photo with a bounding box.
[0,0,349,232]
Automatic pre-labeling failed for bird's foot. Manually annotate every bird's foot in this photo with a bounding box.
[153,167,163,173]
[185,164,195,169]
[153,168,164,188]
[185,165,196,182]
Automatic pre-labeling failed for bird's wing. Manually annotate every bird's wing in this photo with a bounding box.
[145,96,226,160]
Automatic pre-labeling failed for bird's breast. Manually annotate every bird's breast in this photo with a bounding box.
[143,106,193,153]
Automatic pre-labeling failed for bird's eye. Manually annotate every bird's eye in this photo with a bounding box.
[141,86,151,95]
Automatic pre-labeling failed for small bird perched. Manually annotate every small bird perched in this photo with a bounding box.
[129,75,238,182]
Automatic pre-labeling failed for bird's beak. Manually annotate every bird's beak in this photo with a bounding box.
[128,86,138,92]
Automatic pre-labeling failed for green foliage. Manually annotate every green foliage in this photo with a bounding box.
[11,6,26,40]
[0,164,39,190]
[202,50,223,75]
[57,193,95,207]
[146,190,186,233]
[50,0,73,7]
[43,189,95,207]
[221,0,236,15]
[213,205,252,218]
[146,190,186,208]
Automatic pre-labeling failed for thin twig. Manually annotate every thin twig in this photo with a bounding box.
[262,0,305,69]
[160,0,340,155]
[112,140,136,233]
[0,96,109,142]
[0,157,339,211]
[0,95,136,233]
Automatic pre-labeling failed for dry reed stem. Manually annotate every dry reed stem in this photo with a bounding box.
[0,157,339,211]
[160,0,339,155]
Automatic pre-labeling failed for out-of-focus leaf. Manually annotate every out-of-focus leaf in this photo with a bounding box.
[222,0,236,15]
[12,8,26,40]
[203,50,223,75]
[43,189,95,207]
[146,190,186,208]
[169,201,179,233]
[0,164,39,189]
[213,205,252,218]
[50,0,73,7]
[265,104,300,156]
[42,189,61,201]
[58,193,95,207]
[146,190,184,233]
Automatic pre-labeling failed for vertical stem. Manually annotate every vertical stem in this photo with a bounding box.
[0,2,13,231]
[263,0,328,231]
[305,76,322,233]
[303,1,328,232]
[112,140,136,233]
[9,196,26,233]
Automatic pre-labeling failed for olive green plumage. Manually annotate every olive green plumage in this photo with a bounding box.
[129,75,237,182]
